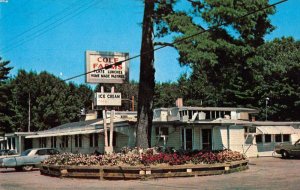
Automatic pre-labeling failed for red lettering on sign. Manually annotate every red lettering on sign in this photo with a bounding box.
[92,63,123,70]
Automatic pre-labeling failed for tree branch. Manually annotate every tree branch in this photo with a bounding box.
[154,41,175,47]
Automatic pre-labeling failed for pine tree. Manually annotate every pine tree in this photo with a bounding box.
[0,57,13,132]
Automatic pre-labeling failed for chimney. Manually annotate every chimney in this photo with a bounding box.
[176,98,183,107]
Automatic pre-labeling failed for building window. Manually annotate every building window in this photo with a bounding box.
[204,111,210,119]
[51,137,56,148]
[75,134,82,148]
[155,127,169,136]
[62,136,69,148]
[265,134,271,143]
[283,134,290,142]
[90,133,99,147]
[39,138,46,148]
[275,134,282,142]
[256,135,262,143]
[182,128,193,150]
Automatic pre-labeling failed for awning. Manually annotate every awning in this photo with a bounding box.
[256,126,296,134]
[25,129,104,139]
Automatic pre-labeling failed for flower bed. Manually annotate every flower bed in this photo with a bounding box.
[41,149,248,179]
[43,149,246,167]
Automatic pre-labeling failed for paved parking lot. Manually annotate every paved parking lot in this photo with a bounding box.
[1,156,300,190]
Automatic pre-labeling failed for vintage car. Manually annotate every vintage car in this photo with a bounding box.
[0,148,59,171]
[275,139,300,158]
[0,149,18,159]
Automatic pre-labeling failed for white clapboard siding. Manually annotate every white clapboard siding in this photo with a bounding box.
[213,126,227,150]
[32,138,39,148]
[166,127,181,149]
[115,133,129,152]
[228,126,244,153]
[193,127,200,150]
[291,133,300,143]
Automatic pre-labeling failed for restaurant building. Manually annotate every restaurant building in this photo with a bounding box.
[2,107,300,157]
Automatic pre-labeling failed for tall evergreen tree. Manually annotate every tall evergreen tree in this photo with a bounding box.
[154,0,275,107]
[0,57,13,132]
[247,37,300,121]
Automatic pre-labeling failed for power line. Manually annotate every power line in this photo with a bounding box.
[1,0,100,54]
[1,0,96,53]
[63,0,288,82]
[3,0,83,45]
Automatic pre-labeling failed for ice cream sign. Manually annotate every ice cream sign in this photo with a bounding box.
[94,92,122,106]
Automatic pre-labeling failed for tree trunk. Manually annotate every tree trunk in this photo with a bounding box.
[136,0,155,148]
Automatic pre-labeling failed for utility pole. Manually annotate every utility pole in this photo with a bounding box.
[265,97,269,121]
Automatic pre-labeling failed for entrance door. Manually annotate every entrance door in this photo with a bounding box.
[202,129,212,150]
[182,128,193,150]
[24,138,33,150]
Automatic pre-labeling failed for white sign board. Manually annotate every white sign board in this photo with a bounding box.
[86,51,129,84]
[94,92,122,106]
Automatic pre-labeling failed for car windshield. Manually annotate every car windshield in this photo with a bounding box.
[20,149,31,156]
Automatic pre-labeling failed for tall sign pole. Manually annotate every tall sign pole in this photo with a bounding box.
[109,110,115,152]
[103,110,108,148]
[86,51,129,154]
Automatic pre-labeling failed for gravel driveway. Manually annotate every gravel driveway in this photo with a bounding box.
[1,156,299,190]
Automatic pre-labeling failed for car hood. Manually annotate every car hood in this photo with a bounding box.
[0,155,20,159]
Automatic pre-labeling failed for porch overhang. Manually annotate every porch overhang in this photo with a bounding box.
[256,126,297,135]
[25,129,104,138]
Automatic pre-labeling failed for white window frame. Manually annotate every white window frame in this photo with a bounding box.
[181,127,193,150]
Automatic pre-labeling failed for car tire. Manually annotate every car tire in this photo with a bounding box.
[22,165,33,171]
[15,166,22,171]
[281,150,290,159]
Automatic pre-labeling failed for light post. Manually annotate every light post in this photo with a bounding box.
[265,97,269,121]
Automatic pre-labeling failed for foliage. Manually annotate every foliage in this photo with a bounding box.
[43,152,141,166]
[141,149,245,166]
[0,57,13,132]
[43,148,246,166]
[154,0,275,108]
[246,37,300,120]
[7,70,93,132]
[154,82,181,108]
[152,1,299,121]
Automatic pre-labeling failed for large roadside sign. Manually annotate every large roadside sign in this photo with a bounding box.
[94,92,122,106]
[86,51,129,84]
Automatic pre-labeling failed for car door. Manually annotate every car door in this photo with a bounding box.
[291,140,300,156]
[18,149,35,166]
[34,149,49,165]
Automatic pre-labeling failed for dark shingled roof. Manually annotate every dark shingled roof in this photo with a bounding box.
[42,119,101,132]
